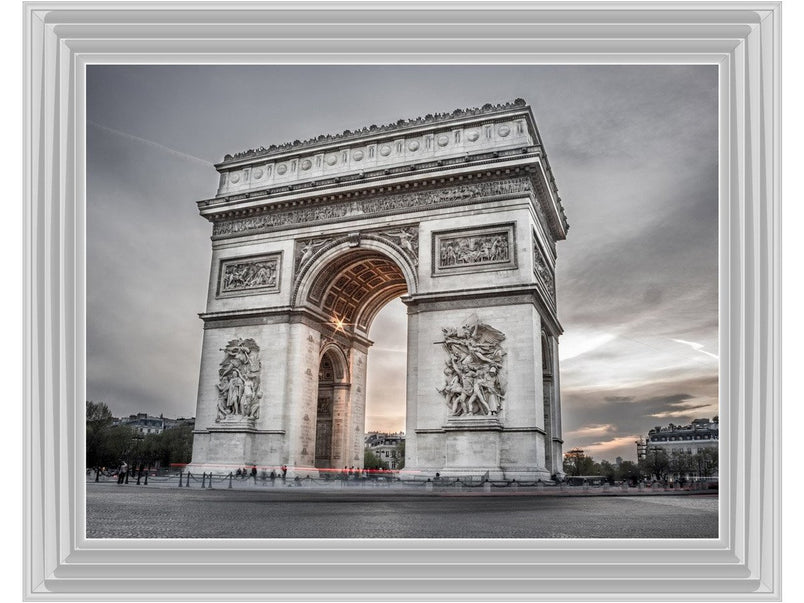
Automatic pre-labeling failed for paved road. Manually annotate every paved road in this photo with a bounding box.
[86,483,718,539]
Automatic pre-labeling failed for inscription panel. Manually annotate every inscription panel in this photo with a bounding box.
[217,252,281,298]
[432,223,517,276]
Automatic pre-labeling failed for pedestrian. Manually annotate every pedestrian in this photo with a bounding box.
[270,469,276,486]
[118,460,128,484]
[281,465,287,481]
[251,466,257,484]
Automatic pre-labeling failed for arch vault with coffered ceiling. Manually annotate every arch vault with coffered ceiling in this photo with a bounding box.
[188,99,569,480]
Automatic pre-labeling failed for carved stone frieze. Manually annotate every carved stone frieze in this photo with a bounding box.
[374,225,419,266]
[295,238,333,274]
[532,234,556,305]
[213,177,533,238]
[436,315,507,418]
[432,223,516,276]
[215,338,262,423]
[218,253,281,296]
[294,225,420,279]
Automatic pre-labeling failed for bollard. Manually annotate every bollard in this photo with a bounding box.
[186,472,191,487]
[136,469,141,486]
[95,468,100,483]
[178,470,183,487]
[228,472,233,489]
[124,470,129,484]
[144,471,148,486]
[208,473,213,489]
[201,473,206,489]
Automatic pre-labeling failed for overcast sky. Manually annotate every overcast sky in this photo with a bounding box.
[87,65,718,462]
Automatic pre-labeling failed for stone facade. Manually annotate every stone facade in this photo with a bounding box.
[639,418,720,458]
[188,99,568,480]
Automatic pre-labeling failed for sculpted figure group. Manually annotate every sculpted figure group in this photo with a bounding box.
[439,234,509,267]
[437,316,507,417]
[216,338,262,422]
[222,259,278,292]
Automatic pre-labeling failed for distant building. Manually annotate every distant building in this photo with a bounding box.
[114,413,165,435]
[635,437,648,461]
[163,416,196,430]
[114,413,195,436]
[638,418,719,481]
[644,417,719,456]
[364,432,405,469]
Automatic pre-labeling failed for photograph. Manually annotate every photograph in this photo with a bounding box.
[84,64,720,540]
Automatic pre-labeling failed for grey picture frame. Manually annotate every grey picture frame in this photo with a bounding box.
[23,2,781,600]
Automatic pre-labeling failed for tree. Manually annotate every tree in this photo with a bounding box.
[563,448,597,476]
[640,447,670,481]
[694,447,718,478]
[87,400,113,425]
[86,401,130,468]
[668,450,695,480]
[394,439,406,470]
[135,424,195,469]
[599,460,616,483]
[616,460,642,484]
[363,449,388,470]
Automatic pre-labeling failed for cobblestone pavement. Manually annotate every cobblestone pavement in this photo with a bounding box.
[86,482,718,539]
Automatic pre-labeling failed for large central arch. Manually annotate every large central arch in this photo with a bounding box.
[295,241,414,470]
[188,99,569,480]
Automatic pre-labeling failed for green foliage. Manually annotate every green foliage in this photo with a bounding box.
[616,460,642,483]
[394,439,406,470]
[86,401,135,468]
[363,448,388,470]
[561,445,718,483]
[86,400,113,425]
[562,448,598,476]
[694,447,718,477]
[668,450,695,475]
[640,447,671,480]
[85,401,194,470]
[598,459,616,483]
[132,424,195,467]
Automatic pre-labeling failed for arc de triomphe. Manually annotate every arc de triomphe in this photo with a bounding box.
[188,99,569,480]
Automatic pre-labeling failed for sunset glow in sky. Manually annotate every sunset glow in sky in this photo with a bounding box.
[87,65,718,462]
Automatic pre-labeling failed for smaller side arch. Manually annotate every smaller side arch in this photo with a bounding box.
[319,342,350,384]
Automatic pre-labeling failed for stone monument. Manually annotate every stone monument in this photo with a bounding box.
[188,99,568,480]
